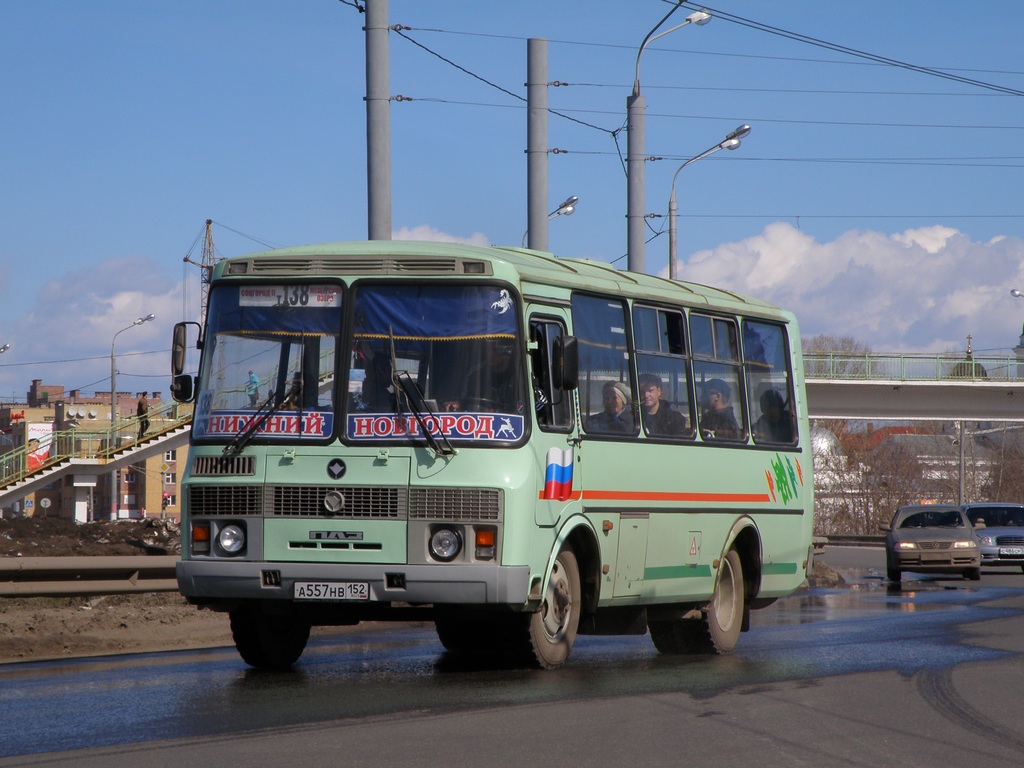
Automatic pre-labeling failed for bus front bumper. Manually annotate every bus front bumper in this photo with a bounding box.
[176,559,531,606]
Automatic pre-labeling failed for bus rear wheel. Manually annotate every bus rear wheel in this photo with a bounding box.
[649,548,744,655]
[229,608,310,670]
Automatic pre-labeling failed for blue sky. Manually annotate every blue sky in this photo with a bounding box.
[2,0,1024,401]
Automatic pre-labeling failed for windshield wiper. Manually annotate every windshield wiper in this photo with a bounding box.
[222,378,301,455]
[387,327,455,459]
[392,370,456,458]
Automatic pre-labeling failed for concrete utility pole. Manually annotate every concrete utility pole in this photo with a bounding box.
[526,38,549,251]
[365,0,391,240]
[627,6,711,274]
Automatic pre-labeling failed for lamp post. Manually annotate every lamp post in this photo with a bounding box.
[522,195,579,248]
[109,313,154,519]
[1012,290,1024,381]
[668,124,750,280]
[627,5,711,274]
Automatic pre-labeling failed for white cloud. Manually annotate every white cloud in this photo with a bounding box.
[393,225,489,245]
[683,223,1024,354]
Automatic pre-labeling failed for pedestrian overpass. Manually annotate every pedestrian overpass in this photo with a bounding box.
[2,351,1023,512]
[804,351,1024,421]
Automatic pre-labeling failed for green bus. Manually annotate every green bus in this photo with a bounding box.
[171,240,814,670]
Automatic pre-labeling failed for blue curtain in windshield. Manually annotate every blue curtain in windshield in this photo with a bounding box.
[354,285,517,340]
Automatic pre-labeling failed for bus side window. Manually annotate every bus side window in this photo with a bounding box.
[633,304,694,439]
[744,320,797,445]
[691,314,746,442]
[530,317,573,430]
[571,294,637,437]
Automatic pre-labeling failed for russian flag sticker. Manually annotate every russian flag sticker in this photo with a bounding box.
[543,447,574,501]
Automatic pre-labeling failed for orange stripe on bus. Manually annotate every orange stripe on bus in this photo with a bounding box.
[537,490,770,503]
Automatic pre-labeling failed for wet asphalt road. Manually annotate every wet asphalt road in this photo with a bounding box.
[2,547,1024,766]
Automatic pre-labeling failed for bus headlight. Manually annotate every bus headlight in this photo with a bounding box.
[429,527,462,562]
[218,524,246,555]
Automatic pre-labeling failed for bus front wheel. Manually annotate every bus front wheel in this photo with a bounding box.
[527,548,581,669]
[229,608,310,670]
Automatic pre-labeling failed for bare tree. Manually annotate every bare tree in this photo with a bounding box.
[981,427,1024,501]
[803,334,872,378]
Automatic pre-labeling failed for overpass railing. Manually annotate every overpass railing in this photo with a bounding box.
[803,352,1024,383]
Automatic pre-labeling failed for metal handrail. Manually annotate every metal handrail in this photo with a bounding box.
[804,352,1023,383]
[0,403,193,489]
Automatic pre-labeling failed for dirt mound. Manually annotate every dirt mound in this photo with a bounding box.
[0,517,182,557]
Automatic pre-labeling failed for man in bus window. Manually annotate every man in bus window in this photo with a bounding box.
[639,373,687,436]
[700,378,741,440]
[753,389,794,443]
[585,381,634,433]
[246,370,260,407]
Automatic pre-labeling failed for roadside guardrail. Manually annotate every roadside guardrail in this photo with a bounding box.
[0,538,884,598]
[0,556,178,597]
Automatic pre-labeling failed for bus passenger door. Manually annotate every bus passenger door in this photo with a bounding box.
[529,311,580,528]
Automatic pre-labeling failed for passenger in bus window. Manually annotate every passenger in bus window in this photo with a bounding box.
[638,374,687,436]
[753,389,794,443]
[699,378,741,440]
[585,381,634,433]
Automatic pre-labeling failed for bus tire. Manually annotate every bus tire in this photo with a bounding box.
[649,548,743,656]
[527,548,581,669]
[229,608,310,670]
[705,548,743,653]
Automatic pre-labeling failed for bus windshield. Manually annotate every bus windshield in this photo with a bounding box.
[193,284,342,441]
[347,283,526,444]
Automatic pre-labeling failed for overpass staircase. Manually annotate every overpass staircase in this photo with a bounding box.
[0,406,193,510]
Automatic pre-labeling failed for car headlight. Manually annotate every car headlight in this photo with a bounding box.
[953,540,978,549]
[895,542,918,550]
[429,527,462,562]
[978,535,994,546]
[218,524,246,554]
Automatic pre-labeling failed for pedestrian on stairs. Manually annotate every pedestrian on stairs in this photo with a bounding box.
[137,393,150,440]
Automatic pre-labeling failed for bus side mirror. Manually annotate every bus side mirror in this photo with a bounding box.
[172,321,201,375]
[553,336,578,390]
[171,321,202,403]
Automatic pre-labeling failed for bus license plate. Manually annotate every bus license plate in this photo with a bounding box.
[294,582,369,601]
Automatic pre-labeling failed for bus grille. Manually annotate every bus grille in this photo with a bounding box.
[409,488,502,521]
[271,486,406,518]
[191,455,256,476]
[247,256,474,275]
[188,484,262,516]
[188,484,501,521]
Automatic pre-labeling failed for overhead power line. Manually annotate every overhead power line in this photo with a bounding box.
[682,1,1024,97]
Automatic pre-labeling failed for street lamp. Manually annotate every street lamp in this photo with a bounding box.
[627,5,711,274]
[109,313,154,519]
[668,124,750,280]
[0,343,9,354]
[522,195,579,248]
